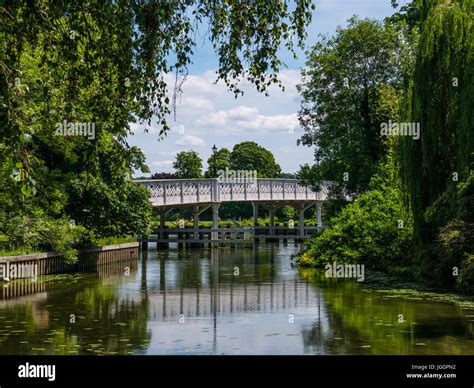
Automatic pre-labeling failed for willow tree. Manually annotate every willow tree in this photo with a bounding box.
[398,0,473,287]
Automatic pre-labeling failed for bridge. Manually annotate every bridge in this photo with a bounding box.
[135,178,330,246]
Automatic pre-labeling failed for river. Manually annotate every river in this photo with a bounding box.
[0,243,473,355]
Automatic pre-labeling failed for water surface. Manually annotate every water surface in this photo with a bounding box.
[0,244,473,355]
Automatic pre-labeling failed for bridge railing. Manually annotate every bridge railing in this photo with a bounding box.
[135,178,330,206]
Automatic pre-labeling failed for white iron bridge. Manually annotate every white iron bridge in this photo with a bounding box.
[136,178,329,206]
[134,178,330,246]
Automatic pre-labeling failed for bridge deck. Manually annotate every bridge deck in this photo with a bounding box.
[135,178,329,206]
[134,179,328,248]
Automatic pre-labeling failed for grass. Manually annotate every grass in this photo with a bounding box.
[0,248,44,257]
[0,236,137,258]
[92,236,138,246]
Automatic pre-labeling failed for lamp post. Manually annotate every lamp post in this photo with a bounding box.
[211,144,218,177]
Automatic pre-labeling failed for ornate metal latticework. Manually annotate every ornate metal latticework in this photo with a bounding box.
[136,179,329,206]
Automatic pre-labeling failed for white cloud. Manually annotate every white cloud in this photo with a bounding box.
[156,150,178,156]
[129,121,163,135]
[130,69,305,173]
[195,105,298,134]
[151,160,173,169]
[228,106,259,120]
[237,113,298,131]
[176,96,215,113]
[196,110,229,127]
[175,134,206,146]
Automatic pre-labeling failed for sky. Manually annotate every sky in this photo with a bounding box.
[129,0,400,177]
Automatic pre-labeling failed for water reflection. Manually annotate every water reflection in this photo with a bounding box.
[300,270,474,355]
[0,244,473,355]
[0,261,149,355]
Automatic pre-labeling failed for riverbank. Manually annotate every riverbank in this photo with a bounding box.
[0,242,139,281]
[299,267,474,302]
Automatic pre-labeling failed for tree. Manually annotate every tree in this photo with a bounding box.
[298,160,414,276]
[0,1,314,255]
[1,0,314,138]
[173,151,203,178]
[397,0,474,286]
[230,141,281,177]
[205,148,232,178]
[279,172,297,178]
[151,172,177,179]
[297,17,403,198]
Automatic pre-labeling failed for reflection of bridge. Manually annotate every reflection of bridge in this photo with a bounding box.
[137,248,324,352]
[135,179,330,245]
[147,278,319,320]
[139,249,322,322]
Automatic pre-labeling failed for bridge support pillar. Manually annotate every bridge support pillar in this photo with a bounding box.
[157,209,170,249]
[316,202,323,228]
[211,203,221,247]
[191,205,210,248]
[193,209,199,245]
[265,203,280,243]
[294,202,316,242]
[269,209,275,235]
[299,208,305,239]
[252,202,259,243]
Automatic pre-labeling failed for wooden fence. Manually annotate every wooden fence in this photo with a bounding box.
[0,242,139,281]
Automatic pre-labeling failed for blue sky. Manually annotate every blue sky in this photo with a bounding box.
[129,0,400,177]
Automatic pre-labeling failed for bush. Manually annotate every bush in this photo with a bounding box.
[421,175,474,292]
[31,218,91,263]
[297,169,414,275]
[458,254,474,294]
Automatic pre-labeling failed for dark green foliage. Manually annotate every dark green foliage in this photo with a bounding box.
[398,0,474,242]
[67,174,152,239]
[1,2,313,258]
[173,151,203,178]
[421,175,474,292]
[298,2,473,293]
[218,202,253,221]
[205,148,232,178]
[229,141,281,178]
[150,172,177,179]
[298,17,403,198]
[397,0,474,288]
[298,163,414,276]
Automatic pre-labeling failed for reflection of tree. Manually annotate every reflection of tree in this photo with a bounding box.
[208,246,277,286]
[162,246,278,290]
[299,268,474,355]
[0,273,150,355]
